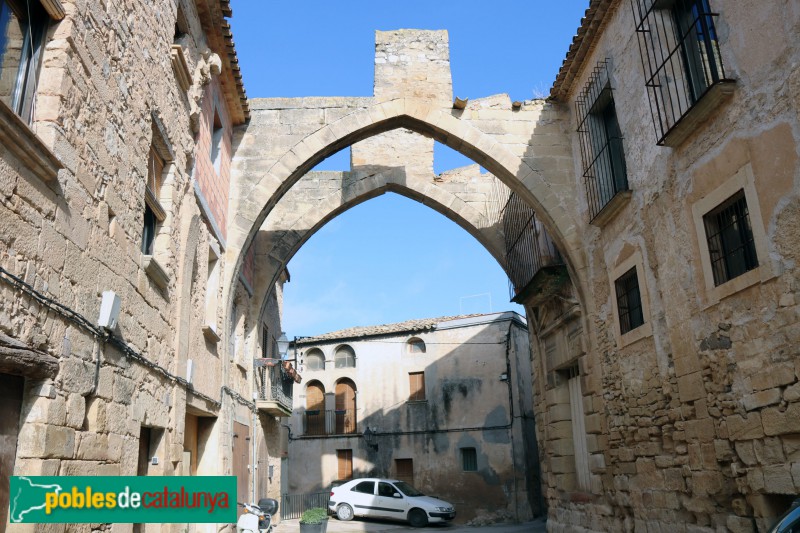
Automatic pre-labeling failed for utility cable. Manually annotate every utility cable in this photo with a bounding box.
[0,265,221,407]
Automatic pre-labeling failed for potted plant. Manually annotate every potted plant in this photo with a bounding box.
[299,507,329,533]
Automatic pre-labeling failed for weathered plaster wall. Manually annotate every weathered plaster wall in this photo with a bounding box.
[286,314,536,524]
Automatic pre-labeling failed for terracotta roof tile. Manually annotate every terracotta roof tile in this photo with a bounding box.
[549,0,620,103]
[295,313,493,344]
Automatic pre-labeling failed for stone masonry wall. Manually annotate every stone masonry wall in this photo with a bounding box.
[1,1,278,532]
[534,1,800,532]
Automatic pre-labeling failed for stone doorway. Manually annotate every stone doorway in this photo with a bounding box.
[0,373,24,533]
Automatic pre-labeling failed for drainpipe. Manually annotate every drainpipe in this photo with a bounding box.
[252,409,258,503]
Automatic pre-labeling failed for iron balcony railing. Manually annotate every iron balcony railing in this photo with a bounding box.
[303,409,357,436]
[631,0,730,144]
[256,363,294,412]
[501,193,564,301]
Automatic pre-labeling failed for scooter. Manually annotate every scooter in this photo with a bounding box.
[236,498,279,533]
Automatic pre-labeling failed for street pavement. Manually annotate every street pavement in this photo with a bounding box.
[274,517,547,533]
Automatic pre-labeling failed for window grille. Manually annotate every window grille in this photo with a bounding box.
[615,267,645,334]
[702,190,758,286]
[631,0,730,144]
[461,447,478,472]
[501,193,563,300]
[576,60,628,220]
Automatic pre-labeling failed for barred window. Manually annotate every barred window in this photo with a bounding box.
[576,60,628,220]
[631,0,731,145]
[615,268,644,335]
[461,447,477,472]
[702,190,758,286]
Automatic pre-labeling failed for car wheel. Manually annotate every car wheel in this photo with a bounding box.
[336,503,354,521]
[408,508,428,528]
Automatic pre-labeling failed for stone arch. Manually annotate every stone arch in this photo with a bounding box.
[304,348,325,371]
[249,170,508,324]
[333,345,356,369]
[225,97,588,324]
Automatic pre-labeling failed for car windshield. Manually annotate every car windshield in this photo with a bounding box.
[394,481,424,497]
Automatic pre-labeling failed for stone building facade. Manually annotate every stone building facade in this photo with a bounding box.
[227,7,800,533]
[285,312,538,525]
[1,0,799,532]
[0,1,292,532]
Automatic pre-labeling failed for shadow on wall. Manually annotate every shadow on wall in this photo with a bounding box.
[285,318,540,524]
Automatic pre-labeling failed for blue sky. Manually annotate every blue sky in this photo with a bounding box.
[230,1,589,337]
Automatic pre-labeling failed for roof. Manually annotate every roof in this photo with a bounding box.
[295,312,525,345]
[549,0,620,103]
[196,0,250,123]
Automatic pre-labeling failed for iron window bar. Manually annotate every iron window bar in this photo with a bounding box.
[631,0,731,145]
[702,191,758,286]
[615,267,644,335]
[576,59,629,221]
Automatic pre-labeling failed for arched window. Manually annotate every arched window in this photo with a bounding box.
[305,381,326,436]
[407,337,426,354]
[335,378,357,434]
[305,349,325,371]
[334,345,356,368]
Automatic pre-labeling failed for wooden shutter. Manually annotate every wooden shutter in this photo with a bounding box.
[335,380,357,433]
[306,383,325,436]
[408,372,425,401]
[337,449,353,480]
[307,383,325,410]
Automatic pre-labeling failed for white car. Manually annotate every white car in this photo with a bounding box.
[329,478,456,527]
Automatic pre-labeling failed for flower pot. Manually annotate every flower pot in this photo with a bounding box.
[299,519,328,533]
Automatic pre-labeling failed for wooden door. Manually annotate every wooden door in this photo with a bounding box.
[335,380,356,434]
[232,422,251,504]
[337,449,353,481]
[568,374,590,491]
[0,373,24,533]
[395,458,414,486]
[257,435,269,499]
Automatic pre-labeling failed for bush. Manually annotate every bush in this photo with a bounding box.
[300,507,329,524]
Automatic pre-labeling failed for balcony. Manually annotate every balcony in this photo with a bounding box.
[255,361,296,417]
[502,194,569,306]
[303,409,357,436]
